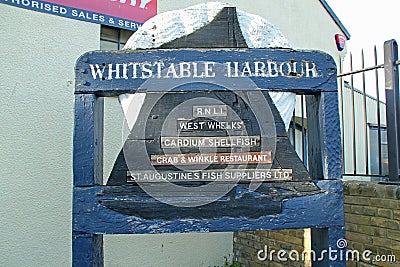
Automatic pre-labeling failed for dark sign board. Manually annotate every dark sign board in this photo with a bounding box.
[75,48,338,190]
[75,48,337,94]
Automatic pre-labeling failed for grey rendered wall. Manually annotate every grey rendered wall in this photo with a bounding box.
[0,5,99,266]
[0,4,233,267]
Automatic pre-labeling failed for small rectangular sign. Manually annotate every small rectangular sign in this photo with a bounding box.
[193,105,228,118]
[0,0,157,31]
[161,136,260,148]
[127,169,292,183]
[177,119,245,132]
[151,152,272,166]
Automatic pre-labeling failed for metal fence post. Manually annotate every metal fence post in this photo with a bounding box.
[384,39,400,181]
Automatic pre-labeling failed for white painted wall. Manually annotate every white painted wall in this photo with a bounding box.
[0,4,99,266]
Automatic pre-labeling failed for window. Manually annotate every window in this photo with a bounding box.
[369,125,388,176]
[288,117,308,168]
[100,25,134,50]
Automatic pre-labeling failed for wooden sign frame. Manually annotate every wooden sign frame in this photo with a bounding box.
[73,7,344,267]
[73,48,345,267]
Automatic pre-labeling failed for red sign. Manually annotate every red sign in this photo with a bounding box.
[48,0,156,23]
[0,0,157,31]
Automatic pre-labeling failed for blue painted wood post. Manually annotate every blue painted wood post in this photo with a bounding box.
[306,92,342,180]
[73,234,104,267]
[307,87,345,267]
[73,94,104,266]
[319,92,343,179]
[73,94,103,186]
[313,181,346,267]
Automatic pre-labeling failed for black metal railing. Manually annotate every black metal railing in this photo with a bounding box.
[338,46,386,180]
[289,39,400,181]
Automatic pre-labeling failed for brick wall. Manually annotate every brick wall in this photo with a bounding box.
[343,181,400,267]
[233,229,310,267]
[233,181,400,267]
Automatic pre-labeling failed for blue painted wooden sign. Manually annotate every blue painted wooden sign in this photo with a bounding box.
[75,48,337,95]
[73,48,345,267]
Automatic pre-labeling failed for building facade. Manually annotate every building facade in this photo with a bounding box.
[0,1,349,266]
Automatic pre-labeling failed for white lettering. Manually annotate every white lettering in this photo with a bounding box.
[113,0,152,8]
[108,63,122,80]
[165,63,178,78]
[267,61,279,77]
[305,62,319,77]
[179,62,191,78]
[89,64,106,80]
[204,62,216,77]
[254,61,266,77]
[279,62,292,76]
[141,63,153,78]
[86,60,321,80]
[128,62,140,78]
[241,62,252,77]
